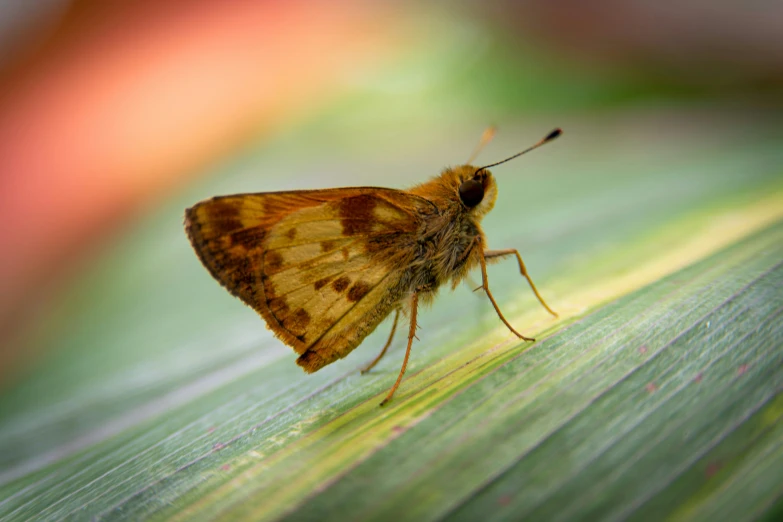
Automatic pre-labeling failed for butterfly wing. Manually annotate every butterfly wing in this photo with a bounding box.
[185,187,435,371]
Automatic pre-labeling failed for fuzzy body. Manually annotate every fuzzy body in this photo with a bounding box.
[396,165,497,304]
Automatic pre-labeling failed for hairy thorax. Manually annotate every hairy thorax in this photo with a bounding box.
[395,205,483,308]
[402,165,497,299]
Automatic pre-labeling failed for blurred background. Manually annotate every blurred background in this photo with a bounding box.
[1,0,782,402]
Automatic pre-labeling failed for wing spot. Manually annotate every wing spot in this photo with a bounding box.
[314,277,332,290]
[269,297,290,315]
[282,308,311,339]
[230,227,265,249]
[332,276,351,293]
[263,277,277,298]
[204,201,243,234]
[321,240,336,252]
[339,194,377,235]
[286,227,297,240]
[347,281,371,302]
[265,251,284,273]
[291,308,311,328]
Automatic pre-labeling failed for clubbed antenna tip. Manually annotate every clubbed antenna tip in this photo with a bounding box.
[544,128,562,142]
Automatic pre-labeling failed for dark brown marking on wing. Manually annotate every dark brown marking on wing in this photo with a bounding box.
[342,247,350,260]
[186,203,266,308]
[230,256,258,295]
[332,276,351,293]
[286,308,311,330]
[265,251,284,273]
[263,276,277,298]
[297,349,325,372]
[347,281,371,302]
[269,297,289,316]
[205,200,243,233]
[339,194,377,235]
[286,227,297,240]
[321,240,336,252]
[230,227,265,249]
[314,276,332,291]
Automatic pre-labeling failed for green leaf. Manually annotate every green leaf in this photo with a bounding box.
[1,116,782,521]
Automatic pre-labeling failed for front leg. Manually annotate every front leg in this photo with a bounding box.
[484,249,558,317]
[477,249,535,342]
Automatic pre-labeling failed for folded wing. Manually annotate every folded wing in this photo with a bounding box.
[185,187,434,370]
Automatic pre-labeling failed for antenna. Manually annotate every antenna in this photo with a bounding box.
[476,128,562,173]
[466,126,497,164]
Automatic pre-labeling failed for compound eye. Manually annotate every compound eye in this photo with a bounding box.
[459,179,484,207]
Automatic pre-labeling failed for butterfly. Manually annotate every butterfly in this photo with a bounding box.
[185,127,561,405]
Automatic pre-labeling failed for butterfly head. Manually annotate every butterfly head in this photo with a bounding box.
[455,127,562,218]
[455,165,498,218]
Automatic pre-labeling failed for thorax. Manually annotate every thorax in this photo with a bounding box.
[407,205,483,295]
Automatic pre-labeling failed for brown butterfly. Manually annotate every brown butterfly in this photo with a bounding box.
[185,128,561,405]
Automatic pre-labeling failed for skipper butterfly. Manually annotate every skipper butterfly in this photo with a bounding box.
[185,128,561,405]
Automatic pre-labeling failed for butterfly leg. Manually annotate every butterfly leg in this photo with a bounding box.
[361,309,400,374]
[380,293,419,406]
[478,250,535,341]
[484,249,558,317]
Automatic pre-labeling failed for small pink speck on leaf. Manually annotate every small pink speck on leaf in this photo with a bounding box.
[646,382,658,393]
[392,425,405,434]
[694,373,703,383]
[221,464,231,471]
[497,495,512,506]
[705,461,722,478]
[638,346,648,354]
[212,442,226,451]
[737,364,749,375]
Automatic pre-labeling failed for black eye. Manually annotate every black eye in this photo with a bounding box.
[459,179,484,207]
